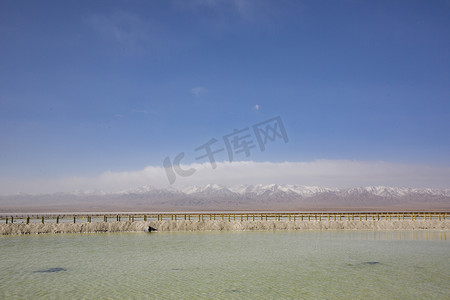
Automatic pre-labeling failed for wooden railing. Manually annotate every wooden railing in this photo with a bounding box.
[0,212,448,224]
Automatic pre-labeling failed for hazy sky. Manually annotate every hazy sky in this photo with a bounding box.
[1,0,449,193]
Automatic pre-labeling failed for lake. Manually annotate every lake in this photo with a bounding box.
[0,230,448,299]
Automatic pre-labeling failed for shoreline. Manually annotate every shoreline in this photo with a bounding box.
[1,220,449,235]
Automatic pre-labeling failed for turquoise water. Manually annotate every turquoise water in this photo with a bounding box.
[0,231,448,299]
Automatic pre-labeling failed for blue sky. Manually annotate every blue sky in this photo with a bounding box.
[1,0,450,193]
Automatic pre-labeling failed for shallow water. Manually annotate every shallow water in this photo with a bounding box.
[0,231,448,299]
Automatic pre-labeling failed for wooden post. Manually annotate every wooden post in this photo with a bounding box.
[174,215,177,221]
[5,217,8,224]
[228,215,231,222]
[289,214,291,221]
[132,216,134,222]
[365,214,367,221]
[144,215,147,221]
[27,216,30,224]
[198,214,201,221]
[265,215,268,221]
[294,215,296,221]
[188,214,191,221]
[319,215,321,221]
[252,214,255,221]
[334,215,336,221]
[11,216,13,224]
[74,216,76,224]
[42,216,44,224]
[57,216,59,224]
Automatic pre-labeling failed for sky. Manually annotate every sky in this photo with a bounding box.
[1,0,450,194]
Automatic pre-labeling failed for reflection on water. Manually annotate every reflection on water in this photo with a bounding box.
[0,230,449,299]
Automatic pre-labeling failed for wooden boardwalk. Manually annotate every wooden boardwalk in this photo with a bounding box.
[1,212,448,224]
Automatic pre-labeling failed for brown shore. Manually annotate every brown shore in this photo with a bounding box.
[1,220,449,235]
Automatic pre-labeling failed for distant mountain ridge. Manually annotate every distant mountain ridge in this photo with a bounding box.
[1,184,449,213]
[120,184,450,198]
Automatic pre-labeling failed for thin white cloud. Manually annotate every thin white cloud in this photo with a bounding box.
[131,109,151,114]
[190,86,208,97]
[254,104,260,110]
[85,11,151,52]
[114,109,152,119]
[182,0,275,22]
[1,160,450,195]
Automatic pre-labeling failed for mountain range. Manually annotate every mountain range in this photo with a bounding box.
[1,184,449,213]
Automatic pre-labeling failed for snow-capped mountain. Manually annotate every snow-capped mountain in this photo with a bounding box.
[117,184,450,198]
[1,184,449,212]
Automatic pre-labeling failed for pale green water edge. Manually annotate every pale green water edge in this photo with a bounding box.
[0,231,448,299]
